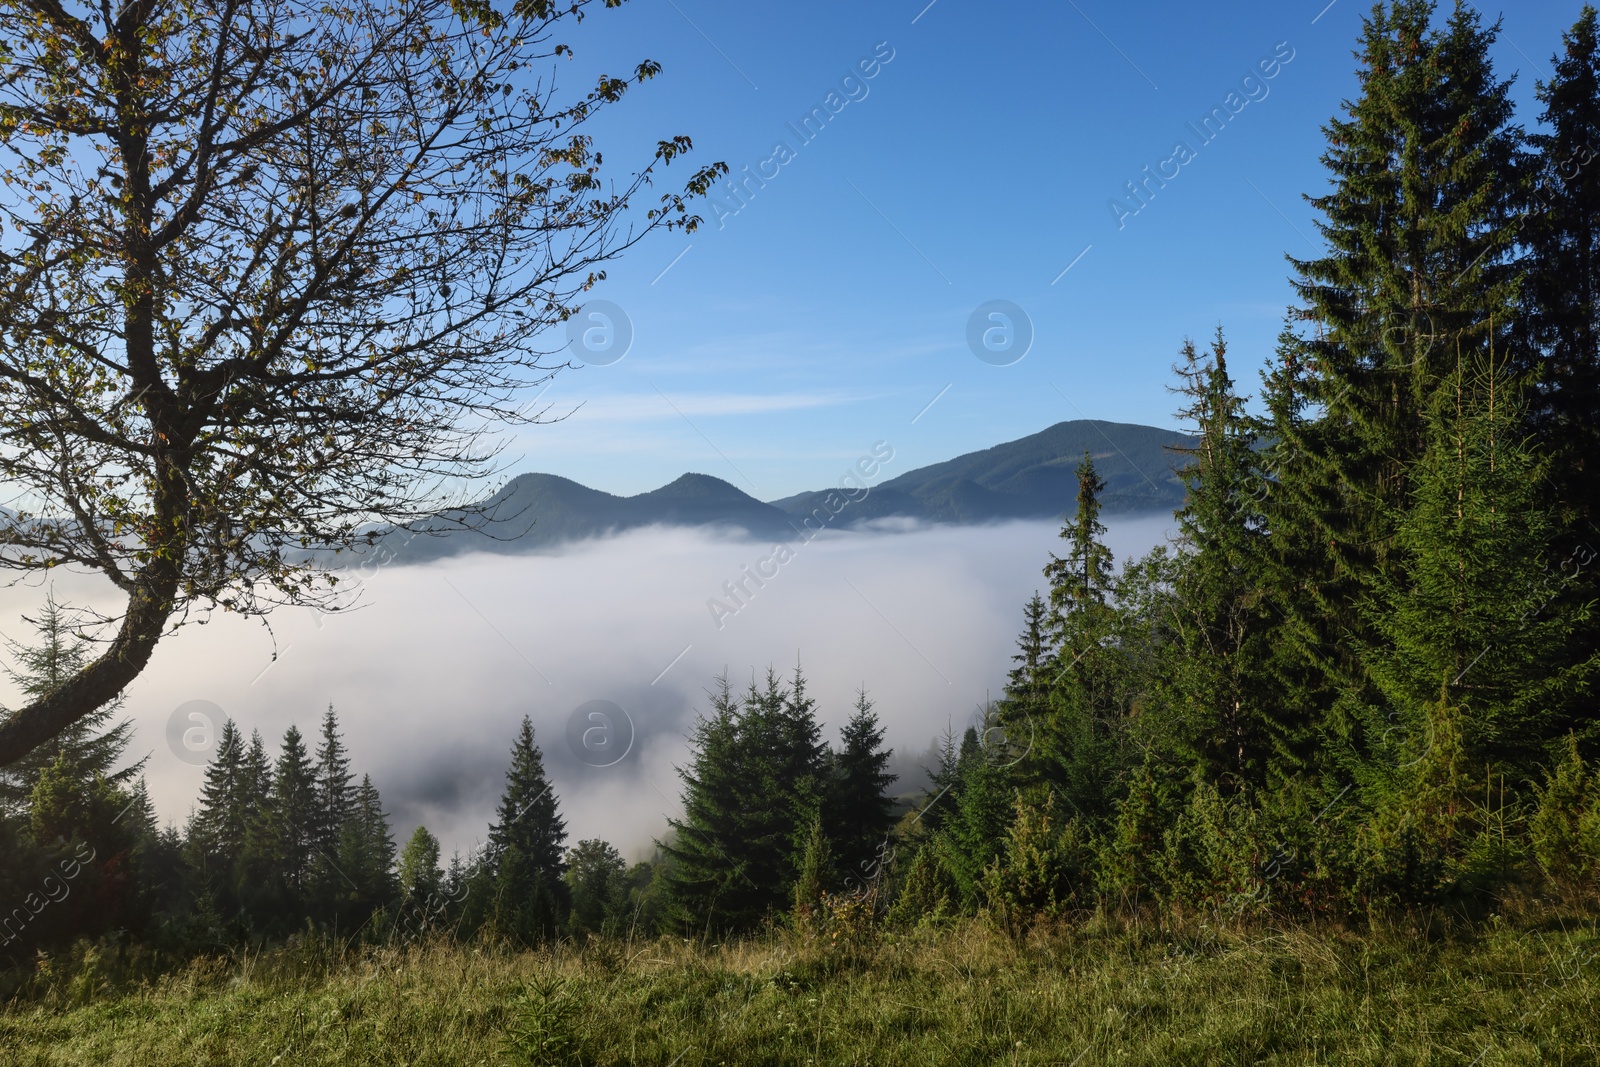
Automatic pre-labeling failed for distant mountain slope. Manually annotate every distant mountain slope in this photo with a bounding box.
[365,419,1192,562]
[373,471,801,563]
[776,420,1191,524]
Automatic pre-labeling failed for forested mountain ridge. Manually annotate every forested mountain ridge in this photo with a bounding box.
[774,419,1189,523]
[370,419,1192,562]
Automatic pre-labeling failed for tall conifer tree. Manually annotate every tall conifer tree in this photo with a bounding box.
[270,726,318,903]
[826,690,898,886]
[1167,331,1279,788]
[483,717,567,943]
[1036,454,1124,819]
[1524,6,1600,531]
[339,774,396,920]
[311,707,356,917]
[661,676,753,933]
[0,595,140,814]
[187,720,247,913]
[1273,0,1527,734]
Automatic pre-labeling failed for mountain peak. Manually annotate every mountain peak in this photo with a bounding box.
[640,472,755,502]
[366,419,1190,563]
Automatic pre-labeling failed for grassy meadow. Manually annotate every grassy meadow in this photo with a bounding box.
[3,905,1599,1066]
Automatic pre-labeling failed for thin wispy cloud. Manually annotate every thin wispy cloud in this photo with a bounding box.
[560,391,865,421]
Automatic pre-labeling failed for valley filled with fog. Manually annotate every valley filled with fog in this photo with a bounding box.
[0,514,1174,861]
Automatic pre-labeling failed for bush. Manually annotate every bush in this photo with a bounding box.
[981,792,1092,932]
[1157,774,1259,908]
[887,844,958,928]
[1531,735,1600,891]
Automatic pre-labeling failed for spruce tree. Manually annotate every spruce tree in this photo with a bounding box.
[329,774,395,927]
[998,594,1054,786]
[825,690,898,887]
[27,753,150,940]
[1359,361,1599,796]
[311,707,356,919]
[660,677,751,933]
[313,707,354,858]
[769,667,829,864]
[1277,0,1527,718]
[661,670,829,933]
[191,720,246,851]
[1524,5,1600,532]
[0,594,141,814]
[483,716,568,943]
[791,814,835,927]
[1035,454,1124,819]
[186,719,247,913]
[1254,335,1343,778]
[232,729,277,931]
[1044,452,1116,641]
[738,668,828,915]
[940,715,1016,911]
[1521,6,1600,749]
[1166,331,1279,789]
[486,716,567,875]
[269,726,318,912]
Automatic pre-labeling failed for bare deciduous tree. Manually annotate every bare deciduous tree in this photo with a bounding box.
[0,0,724,766]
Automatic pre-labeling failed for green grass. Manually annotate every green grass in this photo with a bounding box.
[3,909,1599,1066]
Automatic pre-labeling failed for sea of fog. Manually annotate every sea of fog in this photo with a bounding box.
[0,515,1177,861]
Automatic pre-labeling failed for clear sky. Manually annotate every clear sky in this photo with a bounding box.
[491,0,1585,501]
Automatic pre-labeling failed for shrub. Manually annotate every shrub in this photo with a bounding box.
[1531,735,1600,890]
[981,792,1092,932]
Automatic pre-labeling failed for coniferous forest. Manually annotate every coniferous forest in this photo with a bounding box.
[6,1,1600,1062]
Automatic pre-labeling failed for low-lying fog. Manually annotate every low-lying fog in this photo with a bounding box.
[1,515,1176,861]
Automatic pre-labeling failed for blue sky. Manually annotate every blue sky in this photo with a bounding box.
[496,0,1586,501]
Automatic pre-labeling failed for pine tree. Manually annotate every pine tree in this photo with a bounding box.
[269,726,318,910]
[1276,0,1526,712]
[825,690,898,889]
[1036,454,1125,819]
[0,594,141,814]
[1523,5,1600,533]
[186,719,248,913]
[483,716,568,943]
[660,677,751,933]
[310,707,356,919]
[1166,330,1279,789]
[337,774,396,926]
[1358,360,1599,814]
